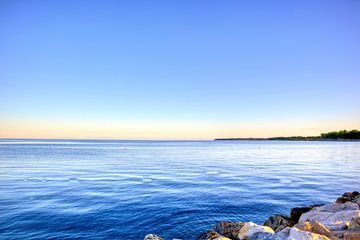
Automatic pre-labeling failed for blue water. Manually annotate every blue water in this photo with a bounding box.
[0,139,359,239]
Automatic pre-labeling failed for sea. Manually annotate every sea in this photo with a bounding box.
[0,139,359,239]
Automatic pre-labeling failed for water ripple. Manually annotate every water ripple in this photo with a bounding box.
[0,140,359,239]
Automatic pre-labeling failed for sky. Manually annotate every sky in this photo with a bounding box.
[0,1,359,140]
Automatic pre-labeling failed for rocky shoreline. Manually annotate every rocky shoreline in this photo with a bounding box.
[144,191,360,240]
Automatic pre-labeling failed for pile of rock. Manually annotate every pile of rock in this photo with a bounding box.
[144,191,360,240]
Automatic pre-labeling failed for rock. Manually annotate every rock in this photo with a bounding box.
[336,191,360,204]
[290,205,323,223]
[331,229,360,239]
[144,234,164,240]
[343,192,359,199]
[197,230,231,240]
[237,222,256,237]
[248,226,275,239]
[293,221,313,232]
[344,231,360,240]
[332,229,348,239]
[263,215,293,232]
[237,222,274,240]
[316,202,359,212]
[354,197,360,206]
[275,227,331,240]
[311,221,333,239]
[249,232,275,240]
[212,221,244,240]
[349,216,360,230]
[237,222,257,239]
[336,197,348,204]
[273,227,291,240]
[294,221,333,238]
[291,207,314,223]
[299,203,360,231]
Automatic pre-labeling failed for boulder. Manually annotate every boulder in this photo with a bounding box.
[314,202,359,213]
[349,216,360,230]
[237,222,274,240]
[290,205,323,223]
[336,197,350,204]
[249,232,275,240]
[237,222,257,239]
[248,226,275,239]
[336,192,360,204]
[344,231,360,240]
[212,221,244,240]
[144,234,164,240]
[275,227,330,240]
[294,220,333,238]
[311,221,333,239]
[293,221,312,232]
[354,197,360,206]
[299,203,360,231]
[197,230,231,240]
[263,215,293,232]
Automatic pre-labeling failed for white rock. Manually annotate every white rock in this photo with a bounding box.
[275,227,330,240]
[144,234,163,240]
[299,203,360,231]
[237,222,274,240]
[238,222,257,239]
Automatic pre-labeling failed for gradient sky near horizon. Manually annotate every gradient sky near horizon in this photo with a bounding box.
[0,1,359,139]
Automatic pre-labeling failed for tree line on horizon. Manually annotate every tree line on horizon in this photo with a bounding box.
[215,129,360,141]
[270,129,360,140]
[319,129,360,140]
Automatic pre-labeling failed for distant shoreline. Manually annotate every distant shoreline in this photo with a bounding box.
[214,138,360,142]
[215,129,360,141]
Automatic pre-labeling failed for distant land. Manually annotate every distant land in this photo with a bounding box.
[215,129,360,141]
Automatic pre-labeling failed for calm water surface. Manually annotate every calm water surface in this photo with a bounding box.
[0,139,359,239]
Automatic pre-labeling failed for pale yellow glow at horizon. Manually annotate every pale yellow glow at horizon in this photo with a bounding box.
[1,118,359,140]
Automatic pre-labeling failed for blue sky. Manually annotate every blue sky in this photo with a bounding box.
[0,1,359,139]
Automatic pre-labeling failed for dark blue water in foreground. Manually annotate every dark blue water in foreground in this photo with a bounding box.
[1,139,359,239]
